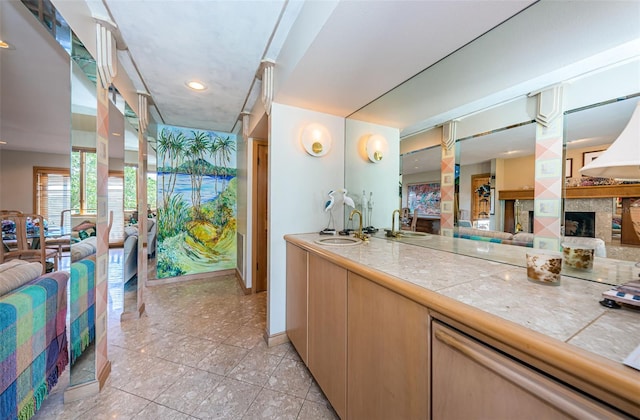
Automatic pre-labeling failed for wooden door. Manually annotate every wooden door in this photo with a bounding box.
[621,198,640,245]
[348,272,429,420]
[253,141,268,292]
[308,255,347,419]
[504,199,515,233]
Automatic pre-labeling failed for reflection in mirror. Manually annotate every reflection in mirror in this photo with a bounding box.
[146,122,158,280]
[458,121,536,235]
[564,95,640,263]
[121,102,140,317]
[400,145,441,234]
[105,94,143,320]
[69,53,97,386]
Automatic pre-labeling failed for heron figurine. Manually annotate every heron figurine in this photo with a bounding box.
[323,190,336,232]
[341,188,355,210]
[340,189,356,233]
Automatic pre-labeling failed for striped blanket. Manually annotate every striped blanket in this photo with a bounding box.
[69,259,95,365]
[0,271,69,420]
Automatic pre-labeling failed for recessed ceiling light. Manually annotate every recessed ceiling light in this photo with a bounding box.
[186,80,207,91]
[0,40,14,50]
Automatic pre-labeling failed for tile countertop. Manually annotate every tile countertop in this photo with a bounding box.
[286,233,640,367]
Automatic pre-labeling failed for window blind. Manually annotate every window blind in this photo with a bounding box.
[35,168,71,230]
[108,174,125,244]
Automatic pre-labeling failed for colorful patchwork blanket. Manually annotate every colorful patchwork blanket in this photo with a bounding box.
[70,259,95,365]
[0,271,69,420]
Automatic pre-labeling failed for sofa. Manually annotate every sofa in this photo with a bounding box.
[122,218,157,283]
[454,227,607,257]
[454,227,535,247]
[0,260,69,420]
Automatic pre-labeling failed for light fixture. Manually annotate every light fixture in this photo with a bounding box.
[580,101,640,259]
[301,123,331,157]
[580,102,640,180]
[366,134,387,163]
[0,40,14,50]
[186,80,207,91]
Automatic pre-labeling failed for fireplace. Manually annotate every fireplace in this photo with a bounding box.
[564,212,596,237]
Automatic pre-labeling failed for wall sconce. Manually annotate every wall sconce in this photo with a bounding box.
[366,134,387,163]
[301,123,331,157]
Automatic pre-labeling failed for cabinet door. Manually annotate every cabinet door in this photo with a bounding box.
[432,320,624,419]
[347,272,430,420]
[308,254,347,419]
[286,243,308,365]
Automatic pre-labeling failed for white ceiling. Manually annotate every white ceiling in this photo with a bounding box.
[1,0,638,161]
[102,0,293,133]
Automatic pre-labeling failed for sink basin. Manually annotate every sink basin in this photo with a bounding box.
[396,231,429,239]
[315,236,363,246]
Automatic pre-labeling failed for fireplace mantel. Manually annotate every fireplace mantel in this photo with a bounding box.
[499,184,640,200]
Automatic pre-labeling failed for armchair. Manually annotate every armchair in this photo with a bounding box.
[1,213,58,274]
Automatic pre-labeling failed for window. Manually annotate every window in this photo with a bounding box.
[33,167,71,230]
[124,165,137,212]
[71,148,97,215]
[108,172,125,244]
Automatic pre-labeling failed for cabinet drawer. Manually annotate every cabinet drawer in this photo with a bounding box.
[431,320,626,419]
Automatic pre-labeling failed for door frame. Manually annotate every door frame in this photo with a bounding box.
[252,139,268,294]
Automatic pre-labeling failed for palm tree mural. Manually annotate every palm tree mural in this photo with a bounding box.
[186,130,211,218]
[210,135,236,194]
[155,125,238,279]
[157,128,187,209]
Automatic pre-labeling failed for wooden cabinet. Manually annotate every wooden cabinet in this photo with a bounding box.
[286,239,633,419]
[621,198,640,245]
[308,254,347,419]
[347,273,430,420]
[431,320,623,419]
[286,243,308,364]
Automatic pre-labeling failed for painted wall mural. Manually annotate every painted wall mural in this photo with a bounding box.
[155,124,237,278]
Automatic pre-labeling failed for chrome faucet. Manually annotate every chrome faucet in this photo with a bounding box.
[349,209,368,241]
[386,209,401,237]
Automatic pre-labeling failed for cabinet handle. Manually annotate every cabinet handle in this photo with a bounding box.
[434,329,607,420]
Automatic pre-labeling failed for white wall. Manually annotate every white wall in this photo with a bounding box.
[0,150,69,212]
[402,170,440,209]
[268,103,345,336]
[236,130,250,287]
[345,119,400,229]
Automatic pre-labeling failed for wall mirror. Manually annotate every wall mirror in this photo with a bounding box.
[563,96,640,263]
[344,1,640,287]
[69,52,97,387]
[146,122,158,281]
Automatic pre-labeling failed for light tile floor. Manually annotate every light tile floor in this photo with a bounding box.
[35,252,338,419]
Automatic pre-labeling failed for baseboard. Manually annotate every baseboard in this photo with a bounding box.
[120,302,146,321]
[98,360,111,389]
[235,268,251,295]
[147,269,235,286]
[64,379,100,402]
[264,330,289,347]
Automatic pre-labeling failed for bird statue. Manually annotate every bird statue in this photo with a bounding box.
[341,188,355,210]
[323,190,336,232]
[324,190,336,212]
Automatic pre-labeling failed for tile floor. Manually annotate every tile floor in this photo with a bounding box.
[34,251,338,419]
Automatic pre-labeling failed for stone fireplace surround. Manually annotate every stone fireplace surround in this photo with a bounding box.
[516,198,615,242]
